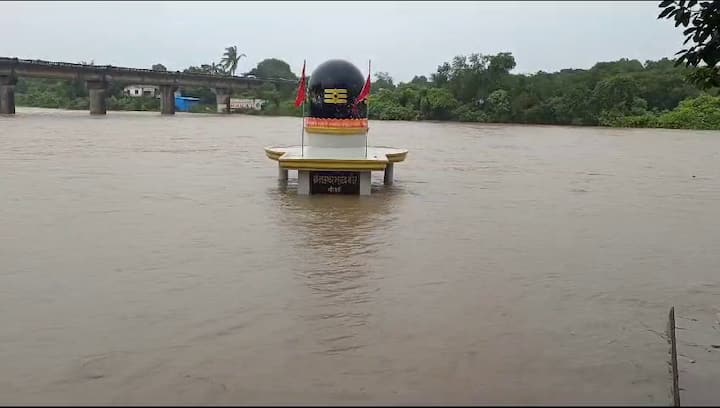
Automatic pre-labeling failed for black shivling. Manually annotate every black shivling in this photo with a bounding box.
[307,59,367,119]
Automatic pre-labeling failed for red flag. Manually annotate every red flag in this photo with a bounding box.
[354,63,371,107]
[294,60,307,108]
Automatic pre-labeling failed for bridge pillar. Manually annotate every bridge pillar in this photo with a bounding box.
[87,80,108,115]
[159,85,177,115]
[213,88,231,113]
[0,76,17,115]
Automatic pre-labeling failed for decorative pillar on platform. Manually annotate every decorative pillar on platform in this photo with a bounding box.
[359,171,372,195]
[383,163,394,185]
[0,76,17,115]
[278,167,289,181]
[159,85,178,115]
[298,171,310,195]
[86,80,108,115]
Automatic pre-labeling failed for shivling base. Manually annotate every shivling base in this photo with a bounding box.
[265,145,407,195]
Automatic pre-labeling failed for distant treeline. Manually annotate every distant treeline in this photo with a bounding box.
[14,53,720,130]
[367,54,720,130]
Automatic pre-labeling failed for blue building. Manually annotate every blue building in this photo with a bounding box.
[174,96,200,112]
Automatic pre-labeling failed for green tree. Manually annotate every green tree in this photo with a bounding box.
[488,52,517,77]
[486,89,511,122]
[420,87,459,120]
[434,53,516,105]
[373,72,395,90]
[632,61,699,111]
[410,75,429,86]
[452,104,487,122]
[658,0,720,88]
[258,83,281,108]
[247,58,297,80]
[397,85,421,108]
[590,75,646,118]
[152,63,167,72]
[221,46,246,76]
[590,58,644,76]
[245,58,298,100]
[431,62,451,87]
[552,86,593,125]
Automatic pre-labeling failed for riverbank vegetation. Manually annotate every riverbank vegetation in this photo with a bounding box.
[365,55,712,128]
[16,54,720,130]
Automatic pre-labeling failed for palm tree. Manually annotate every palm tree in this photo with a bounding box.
[221,46,246,76]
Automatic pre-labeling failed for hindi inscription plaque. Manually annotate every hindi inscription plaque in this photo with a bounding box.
[310,171,361,195]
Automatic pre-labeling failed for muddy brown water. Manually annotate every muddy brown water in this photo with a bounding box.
[1,108,719,405]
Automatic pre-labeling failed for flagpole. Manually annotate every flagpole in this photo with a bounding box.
[301,98,305,157]
[365,59,371,158]
[300,59,306,157]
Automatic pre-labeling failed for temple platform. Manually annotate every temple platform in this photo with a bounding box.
[264,145,408,195]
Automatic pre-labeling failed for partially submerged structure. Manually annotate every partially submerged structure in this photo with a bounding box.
[265,59,408,195]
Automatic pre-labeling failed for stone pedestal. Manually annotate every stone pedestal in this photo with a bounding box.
[160,85,178,115]
[87,80,108,115]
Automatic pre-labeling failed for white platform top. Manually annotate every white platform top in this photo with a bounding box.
[266,145,408,161]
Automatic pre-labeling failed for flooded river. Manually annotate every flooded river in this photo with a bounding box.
[2,108,719,404]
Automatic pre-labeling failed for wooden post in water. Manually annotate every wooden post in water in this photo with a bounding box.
[667,306,680,407]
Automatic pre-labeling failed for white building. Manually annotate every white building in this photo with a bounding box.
[123,85,159,98]
[230,98,266,111]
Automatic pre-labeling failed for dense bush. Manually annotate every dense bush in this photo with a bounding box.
[655,95,720,130]
[604,95,720,130]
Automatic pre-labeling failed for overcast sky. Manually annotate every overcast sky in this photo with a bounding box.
[2,1,684,81]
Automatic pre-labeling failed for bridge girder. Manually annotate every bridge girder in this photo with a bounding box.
[0,57,294,91]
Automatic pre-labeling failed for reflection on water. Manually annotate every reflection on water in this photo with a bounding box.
[275,191,396,355]
[2,108,720,404]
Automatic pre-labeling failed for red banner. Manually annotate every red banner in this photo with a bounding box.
[354,73,371,106]
[354,61,371,106]
[294,60,307,108]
